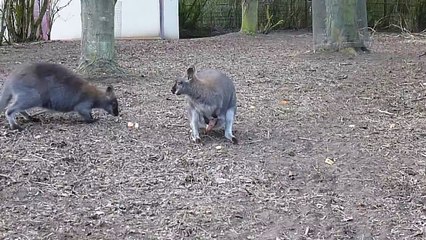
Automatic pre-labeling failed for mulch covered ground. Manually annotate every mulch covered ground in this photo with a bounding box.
[1,31,426,239]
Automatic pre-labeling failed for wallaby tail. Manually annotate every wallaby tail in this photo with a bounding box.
[0,83,12,114]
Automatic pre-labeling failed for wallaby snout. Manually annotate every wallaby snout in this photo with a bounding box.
[171,84,178,95]
[105,86,119,116]
[106,104,119,116]
[172,79,189,95]
[171,79,186,95]
[112,108,119,116]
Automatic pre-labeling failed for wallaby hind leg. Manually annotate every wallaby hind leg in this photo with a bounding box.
[5,109,21,131]
[6,93,41,130]
[225,108,238,144]
[189,108,202,143]
[20,111,40,122]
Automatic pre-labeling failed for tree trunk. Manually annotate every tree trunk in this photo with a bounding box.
[30,0,49,41]
[0,0,8,45]
[2,0,48,43]
[79,0,123,75]
[240,0,258,34]
[325,0,368,51]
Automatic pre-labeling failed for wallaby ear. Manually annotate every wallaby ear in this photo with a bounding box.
[106,86,114,93]
[187,66,195,80]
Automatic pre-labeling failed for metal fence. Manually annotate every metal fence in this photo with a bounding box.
[181,0,426,33]
[366,0,426,32]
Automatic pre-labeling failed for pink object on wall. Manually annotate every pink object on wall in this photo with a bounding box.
[33,0,51,40]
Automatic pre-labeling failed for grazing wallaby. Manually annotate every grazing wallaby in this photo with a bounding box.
[171,66,238,144]
[0,62,119,130]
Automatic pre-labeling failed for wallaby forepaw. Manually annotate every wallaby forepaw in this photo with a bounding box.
[231,137,238,145]
[21,113,39,122]
[10,125,24,132]
[194,138,202,144]
[29,117,40,122]
[85,118,98,123]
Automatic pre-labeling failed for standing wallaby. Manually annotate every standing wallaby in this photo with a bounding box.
[0,62,119,130]
[171,66,238,144]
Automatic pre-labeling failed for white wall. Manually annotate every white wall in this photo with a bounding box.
[119,0,160,38]
[50,0,81,40]
[50,0,178,40]
[161,0,179,39]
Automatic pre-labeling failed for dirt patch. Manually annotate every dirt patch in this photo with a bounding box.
[1,31,426,239]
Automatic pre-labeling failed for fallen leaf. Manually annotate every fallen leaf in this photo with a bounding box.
[215,177,228,184]
[279,99,289,105]
[337,74,348,80]
[325,157,335,165]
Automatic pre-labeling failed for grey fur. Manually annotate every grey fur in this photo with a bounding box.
[171,66,237,144]
[0,62,119,130]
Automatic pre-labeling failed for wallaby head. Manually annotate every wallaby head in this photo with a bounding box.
[171,66,196,95]
[102,86,119,116]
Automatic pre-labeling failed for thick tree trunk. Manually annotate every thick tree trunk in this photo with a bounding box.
[79,0,123,75]
[240,0,258,34]
[325,0,368,51]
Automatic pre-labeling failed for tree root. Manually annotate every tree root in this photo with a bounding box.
[78,59,126,77]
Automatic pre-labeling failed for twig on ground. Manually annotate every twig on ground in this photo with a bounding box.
[377,109,395,116]
[298,137,318,142]
[412,97,426,102]
[245,139,263,144]
[0,173,15,182]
